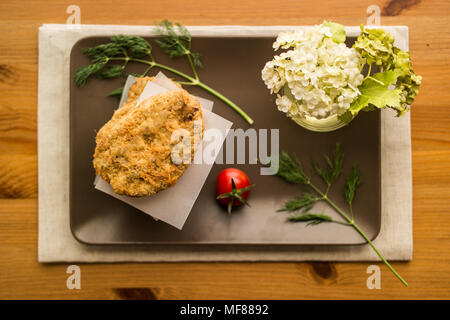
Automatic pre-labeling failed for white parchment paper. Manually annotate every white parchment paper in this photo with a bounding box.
[94,73,232,229]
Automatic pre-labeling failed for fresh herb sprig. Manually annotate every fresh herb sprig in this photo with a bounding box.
[277,192,318,213]
[74,20,254,125]
[275,143,408,287]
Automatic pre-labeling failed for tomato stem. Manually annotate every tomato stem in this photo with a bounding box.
[216,178,255,214]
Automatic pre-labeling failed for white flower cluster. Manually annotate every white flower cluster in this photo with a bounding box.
[262,26,364,119]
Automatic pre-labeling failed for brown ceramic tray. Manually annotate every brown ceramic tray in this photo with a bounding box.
[70,34,381,245]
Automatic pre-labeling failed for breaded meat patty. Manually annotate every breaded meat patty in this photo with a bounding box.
[93,78,203,197]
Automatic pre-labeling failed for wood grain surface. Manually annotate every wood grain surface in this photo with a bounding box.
[0,0,449,299]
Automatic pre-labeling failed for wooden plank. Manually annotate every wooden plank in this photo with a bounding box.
[0,155,37,198]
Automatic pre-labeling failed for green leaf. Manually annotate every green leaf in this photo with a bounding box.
[108,86,124,98]
[287,213,333,226]
[191,52,203,68]
[322,21,346,43]
[339,70,402,123]
[343,165,363,205]
[155,19,203,68]
[278,193,319,212]
[84,43,122,59]
[74,57,108,87]
[110,35,152,58]
[155,19,191,58]
[96,64,124,79]
[311,143,344,187]
[75,35,153,87]
[276,152,310,184]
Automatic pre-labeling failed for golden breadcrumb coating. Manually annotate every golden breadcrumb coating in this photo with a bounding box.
[93,78,203,197]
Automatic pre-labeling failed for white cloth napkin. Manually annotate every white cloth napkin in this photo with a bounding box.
[38,24,412,262]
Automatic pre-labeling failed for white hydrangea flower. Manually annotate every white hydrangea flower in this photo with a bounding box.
[262,25,364,119]
[275,94,292,113]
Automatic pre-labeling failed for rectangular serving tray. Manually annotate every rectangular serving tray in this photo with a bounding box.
[69,28,381,245]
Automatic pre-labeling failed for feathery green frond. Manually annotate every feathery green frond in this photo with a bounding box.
[190,52,203,68]
[287,213,333,226]
[311,143,344,187]
[84,43,123,59]
[275,141,408,286]
[110,35,152,58]
[74,57,108,87]
[154,19,202,68]
[108,86,124,98]
[278,193,319,212]
[96,64,124,79]
[76,35,152,86]
[155,20,191,57]
[276,152,310,184]
[343,164,363,205]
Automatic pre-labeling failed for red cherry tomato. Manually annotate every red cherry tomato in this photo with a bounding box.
[216,168,253,214]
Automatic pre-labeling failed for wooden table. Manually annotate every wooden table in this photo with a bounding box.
[0,0,449,299]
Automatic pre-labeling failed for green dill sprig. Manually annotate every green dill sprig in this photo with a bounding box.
[155,20,203,68]
[96,64,125,79]
[108,86,124,97]
[277,193,319,212]
[74,20,254,125]
[287,213,333,226]
[110,35,152,58]
[74,57,108,87]
[277,152,310,184]
[275,143,408,287]
[83,43,122,59]
[311,143,344,190]
[343,164,363,221]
